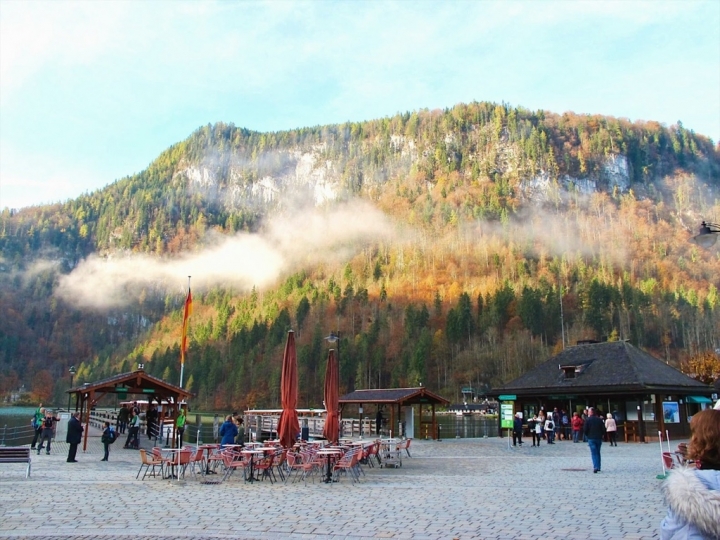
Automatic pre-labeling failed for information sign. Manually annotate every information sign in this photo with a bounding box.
[500,403,514,428]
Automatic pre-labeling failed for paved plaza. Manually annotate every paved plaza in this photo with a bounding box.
[0,436,674,540]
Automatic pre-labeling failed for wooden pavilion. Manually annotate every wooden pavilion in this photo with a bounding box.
[488,340,714,442]
[67,368,193,451]
[339,387,450,440]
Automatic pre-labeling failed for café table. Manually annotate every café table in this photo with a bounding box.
[317,448,343,483]
[199,444,221,474]
[241,449,265,482]
[162,448,185,479]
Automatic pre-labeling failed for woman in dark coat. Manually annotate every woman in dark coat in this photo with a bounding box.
[66,412,84,463]
[219,415,238,447]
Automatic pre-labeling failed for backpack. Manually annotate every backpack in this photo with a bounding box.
[108,429,117,444]
[562,415,569,425]
[547,421,554,430]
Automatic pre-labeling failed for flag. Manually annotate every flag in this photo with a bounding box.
[181,288,193,366]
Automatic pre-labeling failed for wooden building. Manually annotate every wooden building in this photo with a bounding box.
[68,368,193,451]
[488,340,714,442]
[339,387,450,440]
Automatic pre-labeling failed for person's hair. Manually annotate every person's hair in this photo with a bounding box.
[687,409,720,469]
[606,413,612,419]
[104,421,110,427]
[226,415,233,421]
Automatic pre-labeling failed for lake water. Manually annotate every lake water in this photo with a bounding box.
[0,407,37,445]
[428,414,499,439]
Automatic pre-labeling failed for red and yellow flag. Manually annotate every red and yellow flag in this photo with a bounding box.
[181,288,193,366]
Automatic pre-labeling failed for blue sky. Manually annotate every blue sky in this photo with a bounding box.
[1,0,719,210]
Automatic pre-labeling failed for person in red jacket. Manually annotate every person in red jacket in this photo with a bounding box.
[571,412,584,443]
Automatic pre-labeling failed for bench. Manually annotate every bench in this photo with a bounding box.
[0,447,32,478]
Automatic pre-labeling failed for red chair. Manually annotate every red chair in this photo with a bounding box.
[254,452,276,483]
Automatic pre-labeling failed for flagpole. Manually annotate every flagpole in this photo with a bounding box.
[180,275,191,388]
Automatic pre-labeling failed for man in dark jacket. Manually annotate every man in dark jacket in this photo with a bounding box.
[66,412,84,463]
[583,407,606,473]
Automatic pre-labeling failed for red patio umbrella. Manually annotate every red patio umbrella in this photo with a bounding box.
[322,348,340,445]
[276,330,300,449]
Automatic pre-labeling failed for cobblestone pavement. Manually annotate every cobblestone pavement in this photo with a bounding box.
[0,436,673,539]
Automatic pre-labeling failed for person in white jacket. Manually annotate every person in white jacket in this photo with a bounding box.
[660,409,720,539]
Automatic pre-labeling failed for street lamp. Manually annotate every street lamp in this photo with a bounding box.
[691,221,720,248]
[68,365,76,411]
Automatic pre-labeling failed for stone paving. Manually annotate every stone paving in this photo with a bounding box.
[0,435,674,540]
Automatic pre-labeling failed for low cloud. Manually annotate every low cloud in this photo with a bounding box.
[55,200,405,309]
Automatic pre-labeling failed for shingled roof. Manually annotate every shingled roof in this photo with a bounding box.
[339,387,450,406]
[490,341,712,397]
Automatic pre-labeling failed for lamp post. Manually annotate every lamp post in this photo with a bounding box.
[691,221,720,248]
[68,365,75,412]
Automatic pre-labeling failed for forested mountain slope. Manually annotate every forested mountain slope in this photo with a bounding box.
[1,101,718,408]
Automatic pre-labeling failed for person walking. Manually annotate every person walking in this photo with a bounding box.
[512,413,523,446]
[584,407,606,473]
[659,408,720,539]
[571,412,584,443]
[605,413,618,447]
[100,421,115,461]
[219,415,238,448]
[37,410,59,455]
[66,412,83,463]
[30,405,45,449]
[176,408,187,448]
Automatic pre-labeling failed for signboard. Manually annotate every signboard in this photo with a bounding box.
[142,388,155,394]
[663,402,680,423]
[500,403,514,428]
[498,395,517,401]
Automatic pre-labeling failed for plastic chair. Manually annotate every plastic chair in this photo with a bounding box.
[137,449,164,480]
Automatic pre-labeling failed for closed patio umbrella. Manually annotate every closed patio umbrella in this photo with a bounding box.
[276,330,300,449]
[322,348,340,445]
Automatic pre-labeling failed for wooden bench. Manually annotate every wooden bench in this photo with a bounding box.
[0,447,32,478]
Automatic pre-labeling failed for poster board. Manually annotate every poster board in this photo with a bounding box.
[663,402,680,423]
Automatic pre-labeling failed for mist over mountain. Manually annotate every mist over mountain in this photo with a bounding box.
[1,101,718,408]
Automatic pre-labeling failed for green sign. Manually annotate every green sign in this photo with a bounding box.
[142,388,155,394]
[500,403,514,428]
[548,395,578,400]
[498,394,517,401]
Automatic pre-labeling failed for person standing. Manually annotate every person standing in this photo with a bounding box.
[376,408,383,436]
[176,408,186,448]
[605,413,618,447]
[584,407,606,473]
[235,417,245,446]
[66,412,83,463]
[117,404,129,434]
[37,410,59,455]
[512,412,523,446]
[125,409,140,449]
[552,408,561,441]
[571,412,584,443]
[660,409,720,539]
[30,405,45,449]
[219,415,238,448]
[146,405,158,440]
[100,421,114,461]
[544,415,556,444]
[533,416,543,447]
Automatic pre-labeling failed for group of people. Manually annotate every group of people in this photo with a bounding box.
[29,404,85,463]
[512,406,619,448]
[218,412,245,447]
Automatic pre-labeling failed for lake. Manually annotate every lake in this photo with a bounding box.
[0,407,37,445]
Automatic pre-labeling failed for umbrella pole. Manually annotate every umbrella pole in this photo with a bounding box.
[656,431,667,479]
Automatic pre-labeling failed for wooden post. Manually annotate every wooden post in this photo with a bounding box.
[82,391,91,452]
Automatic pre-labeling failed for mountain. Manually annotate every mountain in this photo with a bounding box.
[1,101,718,409]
